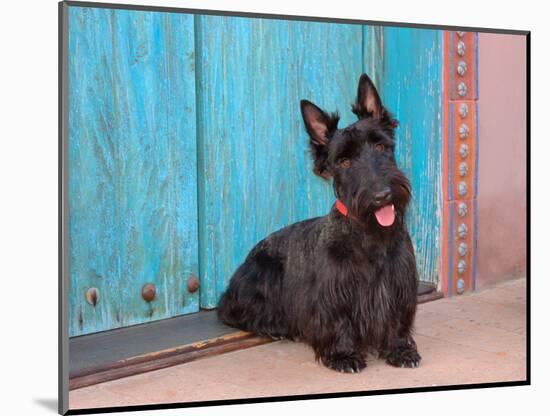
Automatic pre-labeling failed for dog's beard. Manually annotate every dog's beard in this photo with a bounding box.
[337,171,410,227]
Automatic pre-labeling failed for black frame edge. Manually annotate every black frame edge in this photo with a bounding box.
[66,380,530,415]
[525,31,531,386]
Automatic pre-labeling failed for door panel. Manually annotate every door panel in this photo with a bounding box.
[195,16,363,308]
[68,7,199,336]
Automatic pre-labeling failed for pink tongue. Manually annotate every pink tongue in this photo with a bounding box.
[374,204,395,227]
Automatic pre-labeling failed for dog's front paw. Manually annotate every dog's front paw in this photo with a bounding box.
[385,347,421,368]
[323,353,367,374]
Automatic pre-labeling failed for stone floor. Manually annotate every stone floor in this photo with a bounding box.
[69,277,527,410]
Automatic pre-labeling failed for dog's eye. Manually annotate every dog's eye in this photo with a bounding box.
[337,158,351,168]
[375,143,386,153]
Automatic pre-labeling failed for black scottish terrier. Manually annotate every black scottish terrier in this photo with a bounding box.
[217,74,421,373]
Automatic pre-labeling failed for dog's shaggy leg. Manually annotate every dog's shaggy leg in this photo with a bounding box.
[380,270,421,368]
[311,317,367,374]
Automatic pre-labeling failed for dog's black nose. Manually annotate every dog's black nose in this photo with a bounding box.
[373,187,392,206]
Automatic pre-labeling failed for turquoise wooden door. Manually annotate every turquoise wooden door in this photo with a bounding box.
[67,5,444,333]
[68,7,199,336]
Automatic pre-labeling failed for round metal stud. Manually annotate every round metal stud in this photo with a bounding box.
[187,275,200,293]
[457,82,468,97]
[459,143,469,159]
[456,41,466,56]
[86,287,99,307]
[458,242,468,257]
[458,162,468,177]
[456,31,465,38]
[459,123,470,139]
[141,283,156,302]
[457,60,467,76]
[458,181,467,196]
[457,202,468,217]
[457,259,466,274]
[456,278,465,294]
[459,103,469,118]
[457,223,468,239]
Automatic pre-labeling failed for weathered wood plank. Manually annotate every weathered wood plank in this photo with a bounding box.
[69,310,234,376]
[69,7,122,336]
[196,16,363,308]
[366,27,443,285]
[68,7,199,336]
[195,16,259,309]
[69,332,272,390]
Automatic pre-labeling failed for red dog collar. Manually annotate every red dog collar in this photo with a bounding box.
[335,199,349,217]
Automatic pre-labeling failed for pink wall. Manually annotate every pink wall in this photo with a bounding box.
[476,33,527,288]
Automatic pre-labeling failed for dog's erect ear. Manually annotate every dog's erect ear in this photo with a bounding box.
[300,100,338,145]
[300,100,339,179]
[352,73,384,119]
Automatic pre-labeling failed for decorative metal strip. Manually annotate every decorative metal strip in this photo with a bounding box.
[451,102,477,201]
[443,31,479,296]
[448,203,454,297]
[450,31,478,100]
